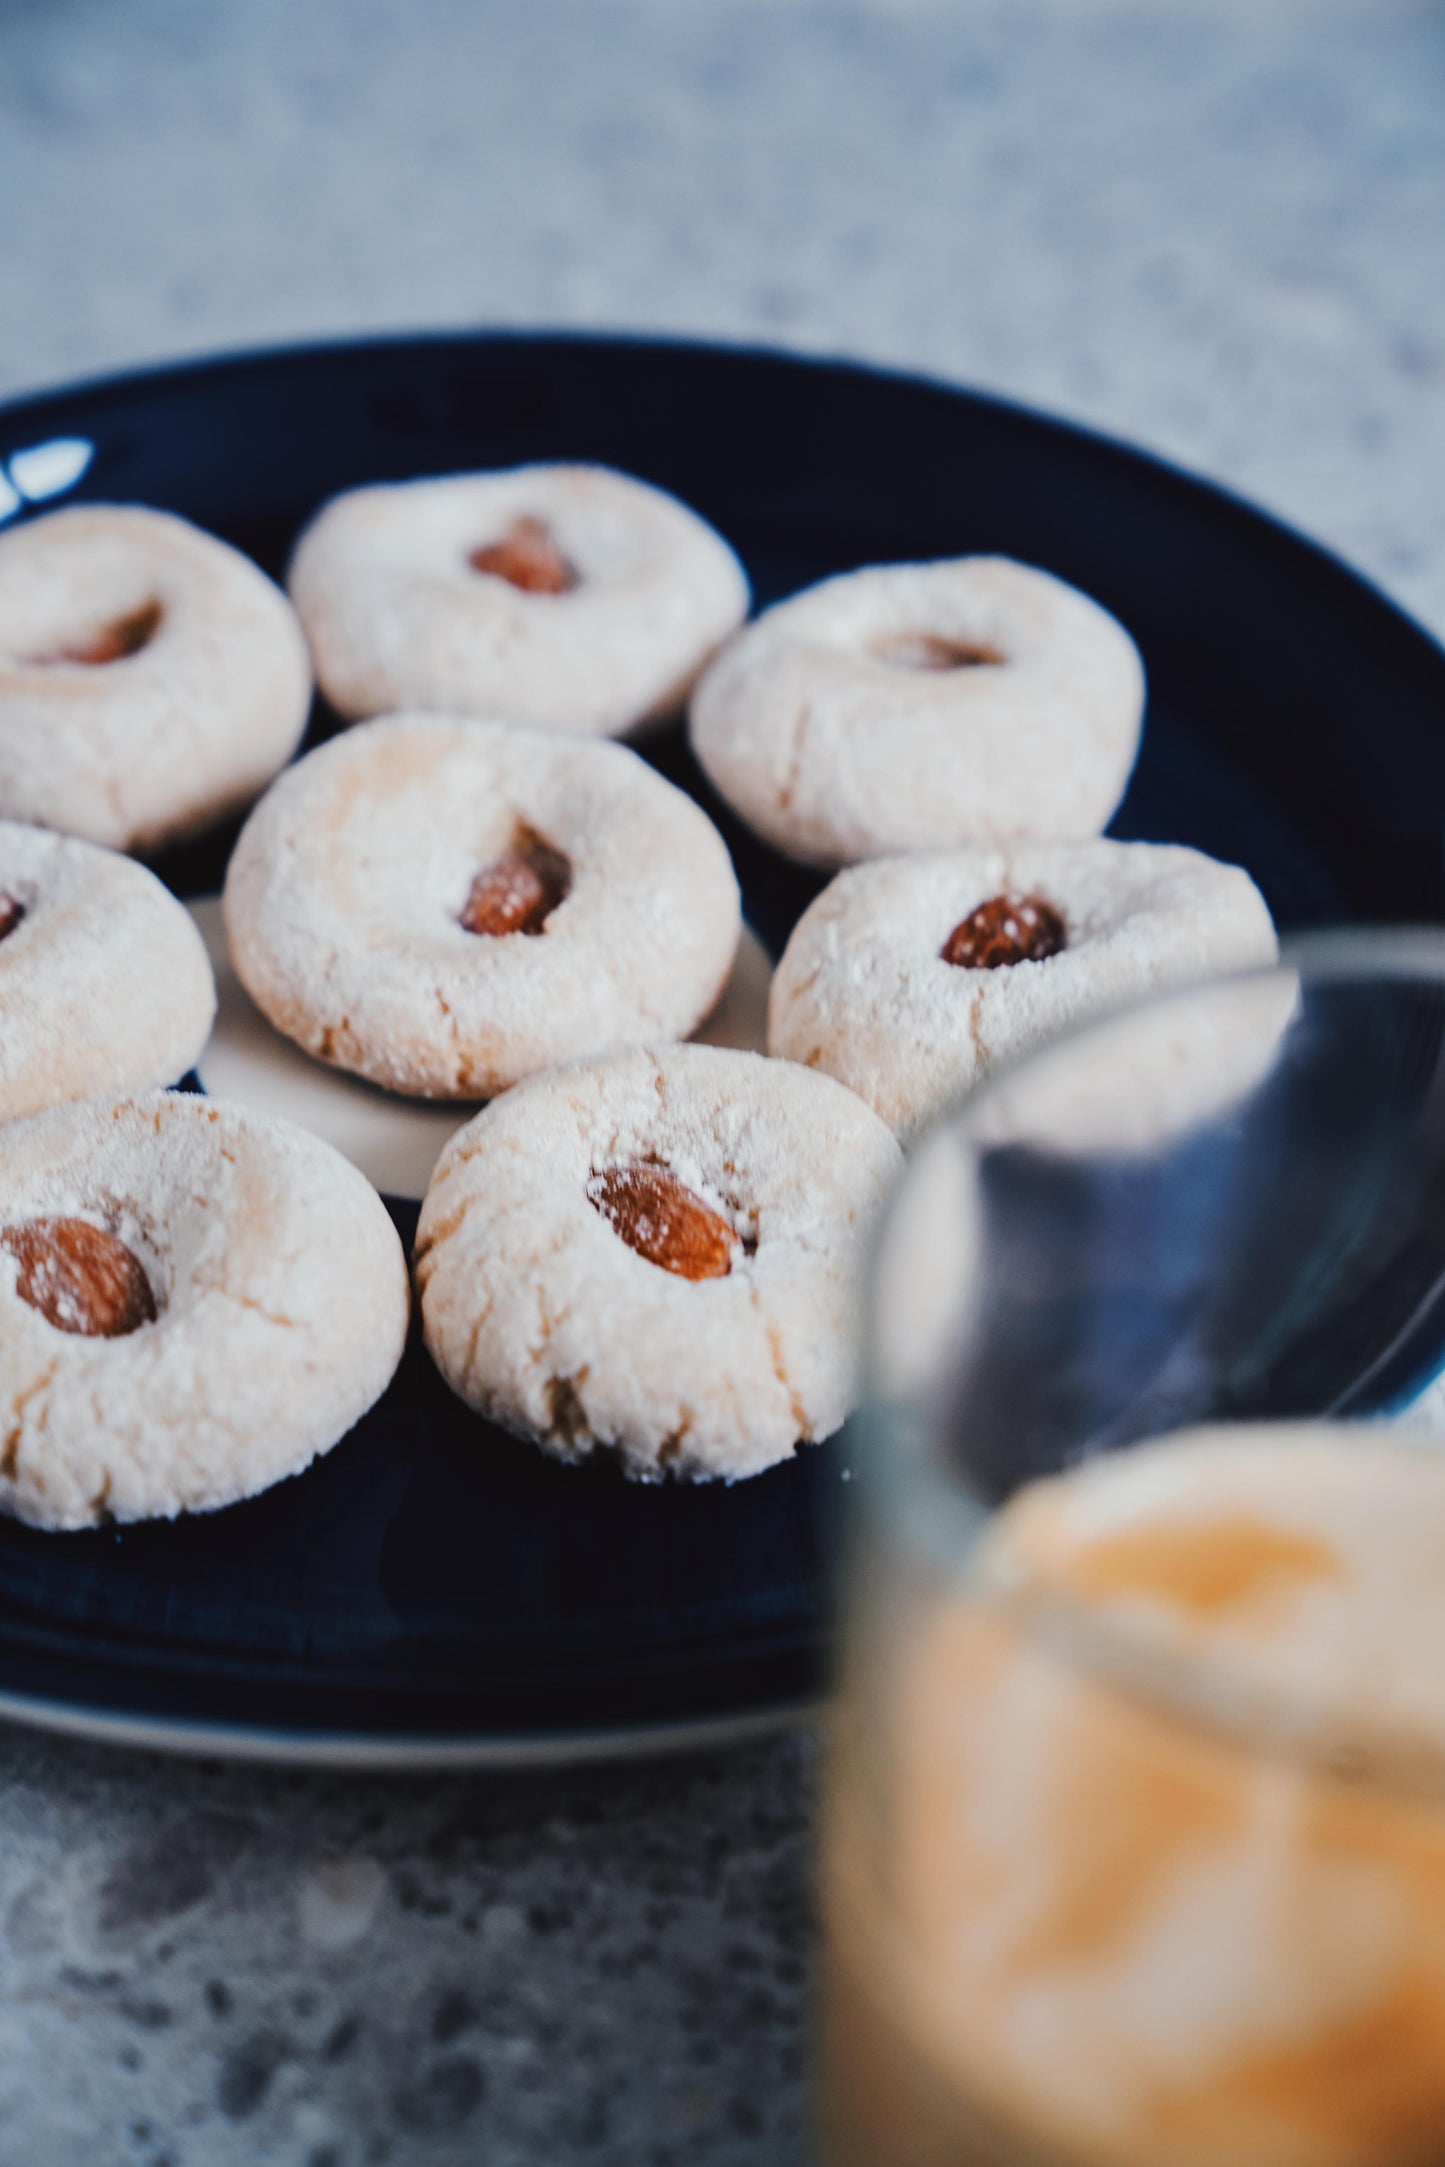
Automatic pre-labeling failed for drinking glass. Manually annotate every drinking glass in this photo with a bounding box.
[821,936,1445,2167]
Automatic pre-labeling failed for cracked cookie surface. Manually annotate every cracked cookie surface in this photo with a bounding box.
[288,462,749,735]
[0,1092,409,1529]
[690,556,1145,867]
[223,712,741,1100]
[0,504,312,853]
[768,839,1278,1142]
[0,819,216,1123]
[414,1044,903,1481]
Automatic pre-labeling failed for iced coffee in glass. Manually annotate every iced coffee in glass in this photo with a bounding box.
[822,947,1445,2167]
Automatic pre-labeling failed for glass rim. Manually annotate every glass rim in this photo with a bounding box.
[857,919,1445,1565]
[946,918,1445,1167]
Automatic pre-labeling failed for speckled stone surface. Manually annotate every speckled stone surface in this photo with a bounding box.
[1,1,1444,2161]
[0,1726,812,2167]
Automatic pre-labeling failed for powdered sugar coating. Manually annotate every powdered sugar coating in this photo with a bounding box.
[0,505,312,852]
[0,1093,410,1530]
[769,839,1278,1141]
[288,464,750,735]
[690,557,1145,867]
[0,820,216,1123]
[415,1044,904,1481]
[224,713,743,1099]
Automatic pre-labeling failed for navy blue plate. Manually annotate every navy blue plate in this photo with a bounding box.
[1,332,1444,1762]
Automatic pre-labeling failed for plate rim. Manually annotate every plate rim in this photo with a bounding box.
[0,1674,817,1770]
[2,321,1443,694]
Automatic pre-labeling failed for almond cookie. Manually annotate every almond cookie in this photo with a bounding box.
[769,839,1277,1141]
[0,820,216,1124]
[0,1093,409,1529]
[224,713,742,1101]
[415,1044,904,1481]
[288,464,749,735]
[690,557,1145,866]
[0,505,312,853]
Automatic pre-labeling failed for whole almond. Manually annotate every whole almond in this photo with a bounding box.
[469,516,576,595]
[37,599,165,668]
[873,631,1004,672]
[2,1216,158,1338]
[941,892,1066,970]
[587,1164,737,1282]
[459,830,571,938]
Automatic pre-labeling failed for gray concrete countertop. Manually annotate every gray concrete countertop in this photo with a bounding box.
[0,1725,813,2166]
[1,2,1443,2161]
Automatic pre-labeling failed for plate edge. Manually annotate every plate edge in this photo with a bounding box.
[0,1678,820,1770]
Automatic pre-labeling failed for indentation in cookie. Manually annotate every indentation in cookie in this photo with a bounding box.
[0,890,24,944]
[586,1163,738,1282]
[459,824,572,938]
[872,631,1004,672]
[941,893,1066,970]
[1,1215,158,1337]
[468,516,577,595]
[33,599,165,668]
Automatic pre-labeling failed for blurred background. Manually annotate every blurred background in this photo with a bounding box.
[1,3,1443,2164]
[4,0,1443,631]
